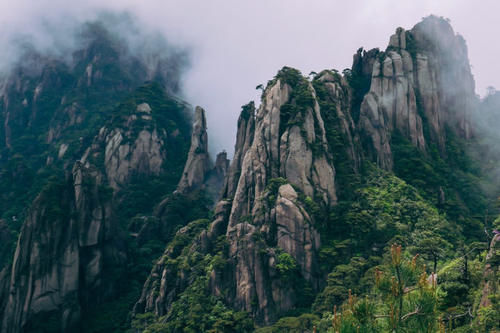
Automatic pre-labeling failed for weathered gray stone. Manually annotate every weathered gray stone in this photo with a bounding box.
[104,127,165,190]
[1,162,123,333]
[132,16,479,329]
[177,106,210,193]
[359,18,474,169]
[133,74,344,324]
[274,184,320,282]
[137,102,152,114]
[224,103,255,199]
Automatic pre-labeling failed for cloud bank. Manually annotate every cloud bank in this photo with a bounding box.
[1,0,499,155]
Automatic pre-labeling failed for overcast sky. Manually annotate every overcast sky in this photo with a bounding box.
[1,0,499,155]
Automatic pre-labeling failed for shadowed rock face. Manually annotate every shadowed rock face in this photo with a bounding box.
[177,106,210,193]
[223,102,256,199]
[359,16,476,169]
[0,77,191,332]
[0,220,11,320]
[0,21,185,155]
[99,103,167,190]
[222,77,336,322]
[203,151,230,202]
[0,90,192,331]
[0,15,485,332]
[358,38,425,170]
[0,220,11,267]
[132,16,482,328]
[1,162,125,333]
[133,69,353,324]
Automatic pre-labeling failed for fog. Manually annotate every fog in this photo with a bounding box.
[1,0,499,155]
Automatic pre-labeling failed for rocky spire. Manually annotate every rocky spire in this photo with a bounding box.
[203,151,230,203]
[358,16,476,169]
[133,16,480,329]
[177,106,210,193]
[223,102,255,199]
[222,72,338,322]
[0,82,191,332]
[133,69,348,325]
[358,29,425,169]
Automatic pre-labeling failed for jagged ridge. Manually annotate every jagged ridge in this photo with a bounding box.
[131,16,488,331]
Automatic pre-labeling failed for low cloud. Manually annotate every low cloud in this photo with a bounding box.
[1,0,499,156]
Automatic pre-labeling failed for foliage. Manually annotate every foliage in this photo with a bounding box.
[276,251,298,282]
[265,177,289,204]
[265,177,289,195]
[3,22,500,333]
[391,129,487,243]
[318,170,455,268]
[131,219,254,333]
[476,305,499,332]
[471,236,499,332]
[0,34,190,274]
[317,245,442,333]
[254,313,319,333]
[131,279,254,333]
[271,67,316,138]
[240,101,255,121]
[273,66,303,88]
[409,230,452,274]
[313,256,370,314]
[311,169,467,323]
[437,256,483,326]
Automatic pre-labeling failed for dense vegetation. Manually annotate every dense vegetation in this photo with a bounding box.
[2,17,499,333]
[130,217,255,333]
[0,22,184,272]
[129,67,499,332]
[252,67,500,332]
[260,237,499,332]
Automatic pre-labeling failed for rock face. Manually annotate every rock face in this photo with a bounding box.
[314,69,360,174]
[0,15,485,332]
[0,21,184,156]
[0,58,69,151]
[0,80,192,332]
[132,17,483,329]
[204,151,230,202]
[223,102,255,199]
[94,103,167,190]
[177,106,211,193]
[0,19,188,257]
[134,68,351,324]
[358,42,425,169]
[359,16,476,169]
[1,162,124,332]
[0,220,11,320]
[0,220,12,268]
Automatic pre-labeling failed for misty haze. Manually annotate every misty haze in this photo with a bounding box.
[0,1,499,333]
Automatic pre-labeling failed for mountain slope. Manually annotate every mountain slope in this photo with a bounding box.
[0,17,199,332]
[131,16,499,332]
[0,15,499,333]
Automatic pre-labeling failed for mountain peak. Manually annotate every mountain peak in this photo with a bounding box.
[1,14,497,333]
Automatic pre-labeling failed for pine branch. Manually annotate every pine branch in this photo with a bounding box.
[401,307,421,321]
[445,307,474,320]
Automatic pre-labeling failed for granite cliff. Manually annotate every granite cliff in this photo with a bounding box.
[0,15,498,333]
[131,16,495,332]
